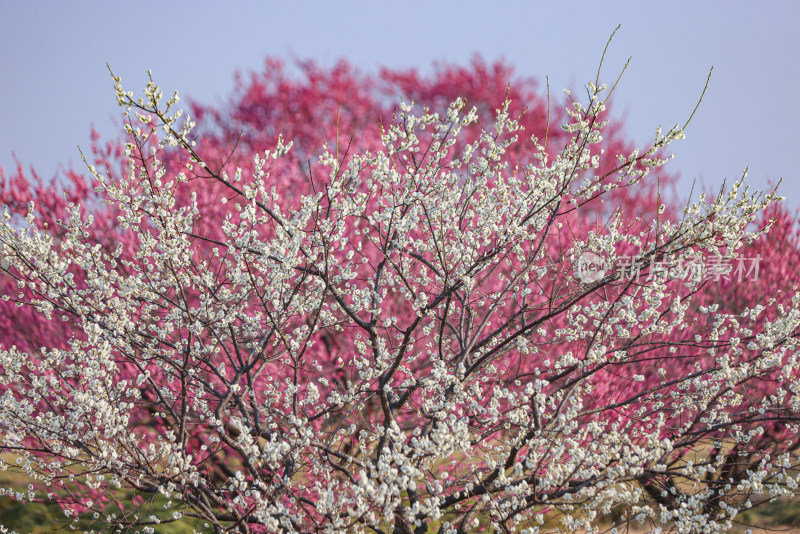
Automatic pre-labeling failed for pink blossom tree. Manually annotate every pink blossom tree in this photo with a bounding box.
[1,51,799,533]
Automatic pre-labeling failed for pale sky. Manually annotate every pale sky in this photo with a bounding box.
[1,1,798,207]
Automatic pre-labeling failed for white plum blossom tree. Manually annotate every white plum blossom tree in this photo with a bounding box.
[1,49,799,533]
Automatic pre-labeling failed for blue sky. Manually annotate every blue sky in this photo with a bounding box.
[1,1,798,207]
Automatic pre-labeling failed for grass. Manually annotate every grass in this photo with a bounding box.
[0,494,204,533]
[0,452,203,533]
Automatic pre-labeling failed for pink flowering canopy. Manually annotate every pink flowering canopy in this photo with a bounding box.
[1,52,799,533]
